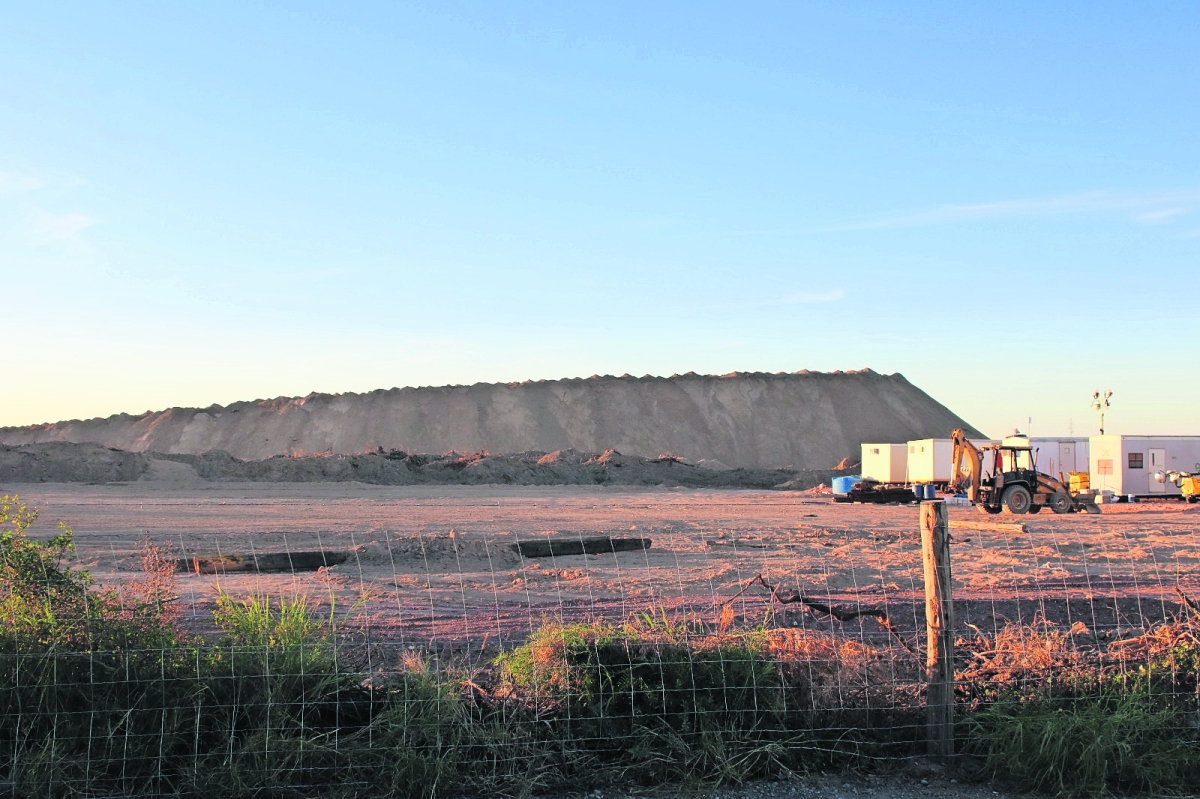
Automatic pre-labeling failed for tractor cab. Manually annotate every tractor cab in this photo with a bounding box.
[997,433,1037,470]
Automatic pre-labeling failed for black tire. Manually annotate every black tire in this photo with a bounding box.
[1002,485,1032,515]
[977,503,1003,515]
[1027,504,1042,514]
[1049,492,1073,514]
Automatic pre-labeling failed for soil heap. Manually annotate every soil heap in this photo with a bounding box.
[0,370,983,470]
[0,442,855,489]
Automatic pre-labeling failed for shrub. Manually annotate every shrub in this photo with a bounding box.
[0,495,198,796]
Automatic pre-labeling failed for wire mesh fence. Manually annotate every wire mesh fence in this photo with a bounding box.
[3,487,1200,797]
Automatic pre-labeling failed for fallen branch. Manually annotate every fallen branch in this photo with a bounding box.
[721,573,920,658]
[1175,587,1200,619]
[723,574,887,620]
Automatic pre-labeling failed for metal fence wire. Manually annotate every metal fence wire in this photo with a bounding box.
[3,488,1200,797]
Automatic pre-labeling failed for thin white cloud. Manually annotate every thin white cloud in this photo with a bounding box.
[1137,208,1189,224]
[0,171,47,198]
[782,289,845,304]
[27,210,95,244]
[808,189,1200,233]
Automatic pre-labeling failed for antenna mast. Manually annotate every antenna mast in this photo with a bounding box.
[1091,390,1113,434]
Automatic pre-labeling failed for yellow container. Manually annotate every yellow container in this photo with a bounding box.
[1182,476,1200,500]
[1069,472,1090,492]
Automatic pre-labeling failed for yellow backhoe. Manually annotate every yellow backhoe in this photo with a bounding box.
[949,429,1097,515]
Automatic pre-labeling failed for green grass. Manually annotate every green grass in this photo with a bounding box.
[967,691,1200,797]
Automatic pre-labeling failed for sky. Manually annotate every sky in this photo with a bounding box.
[2,1,1198,438]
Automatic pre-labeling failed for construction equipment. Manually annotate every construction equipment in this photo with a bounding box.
[949,429,1097,515]
[1157,470,1200,503]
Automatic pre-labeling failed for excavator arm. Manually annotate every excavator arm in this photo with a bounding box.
[949,428,983,502]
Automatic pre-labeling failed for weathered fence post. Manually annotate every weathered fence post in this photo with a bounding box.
[920,500,954,761]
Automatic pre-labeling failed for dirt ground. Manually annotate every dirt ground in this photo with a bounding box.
[9,482,1200,798]
[7,481,1198,655]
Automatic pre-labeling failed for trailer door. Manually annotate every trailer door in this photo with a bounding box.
[1058,442,1076,475]
[1148,448,1167,493]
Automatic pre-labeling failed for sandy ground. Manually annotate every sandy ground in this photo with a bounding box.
[7,482,1198,655]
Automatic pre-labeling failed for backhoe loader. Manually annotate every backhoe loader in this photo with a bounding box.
[949,429,1097,515]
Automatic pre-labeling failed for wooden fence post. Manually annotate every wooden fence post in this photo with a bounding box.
[921,500,954,761]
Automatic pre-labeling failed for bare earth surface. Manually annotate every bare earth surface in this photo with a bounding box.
[8,481,1198,651]
[7,481,1200,798]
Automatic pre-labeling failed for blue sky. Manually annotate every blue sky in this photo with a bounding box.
[3,1,1198,438]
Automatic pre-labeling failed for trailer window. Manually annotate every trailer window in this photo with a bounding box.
[1128,453,1144,469]
[1097,459,1113,475]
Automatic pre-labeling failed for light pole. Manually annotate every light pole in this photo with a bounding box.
[1092,390,1113,434]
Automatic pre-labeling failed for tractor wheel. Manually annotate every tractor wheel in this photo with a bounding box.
[1027,504,1042,514]
[1049,492,1073,514]
[977,503,1002,515]
[1002,485,1032,515]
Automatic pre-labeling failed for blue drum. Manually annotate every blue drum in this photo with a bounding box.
[832,476,862,494]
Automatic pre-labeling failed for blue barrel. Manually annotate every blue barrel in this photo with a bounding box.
[832,475,862,494]
[925,484,939,500]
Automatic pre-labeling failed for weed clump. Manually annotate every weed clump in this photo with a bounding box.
[491,613,783,784]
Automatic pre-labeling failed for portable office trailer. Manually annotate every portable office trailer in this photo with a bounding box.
[907,438,997,484]
[860,443,907,483]
[1027,437,1090,478]
[1089,435,1200,496]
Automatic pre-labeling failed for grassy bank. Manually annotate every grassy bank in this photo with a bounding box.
[3,495,1199,798]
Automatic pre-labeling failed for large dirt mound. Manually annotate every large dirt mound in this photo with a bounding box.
[0,443,852,490]
[0,370,983,469]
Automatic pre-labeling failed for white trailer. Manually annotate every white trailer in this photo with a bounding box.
[1027,437,1090,478]
[1089,435,1200,497]
[860,443,907,483]
[907,437,997,484]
